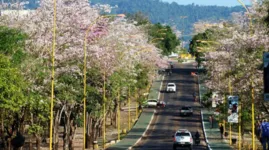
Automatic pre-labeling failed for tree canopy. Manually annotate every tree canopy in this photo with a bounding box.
[148,23,180,56]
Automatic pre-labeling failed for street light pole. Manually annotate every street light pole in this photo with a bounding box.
[228,50,232,145]
[49,0,57,149]
[83,14,125,149]
[127,47,154,131]
[135,87,138,119]
[251,80,255,150]
[83,15,104,150]
[103,71,106,149]
[117,88,121,141]
[128,85,131,131]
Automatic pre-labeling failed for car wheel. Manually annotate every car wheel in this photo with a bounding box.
[173,144,177,150]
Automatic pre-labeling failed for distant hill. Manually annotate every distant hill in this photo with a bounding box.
[90,0,245,40]
[2,0,245,41]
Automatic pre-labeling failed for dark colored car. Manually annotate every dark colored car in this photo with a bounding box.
[179,106,193,116]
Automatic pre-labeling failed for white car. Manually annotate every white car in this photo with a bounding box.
[173,129,193,150]
[166,83,176,92]
[146,99,158,107]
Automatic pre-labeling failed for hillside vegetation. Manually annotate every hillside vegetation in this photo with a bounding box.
[2,0,245,40]
[90,0,245,39]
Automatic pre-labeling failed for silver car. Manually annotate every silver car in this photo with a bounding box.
[179,106,193,116]
[173,129,193,150]
[146,99,158,107]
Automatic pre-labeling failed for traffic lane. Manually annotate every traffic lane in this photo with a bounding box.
[174,63,207,149]
[169,62,206,149]
[133,83,177,149]
[133,63,180,149]
[133,62,206,150]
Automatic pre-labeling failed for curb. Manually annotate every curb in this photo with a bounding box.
[158,76,164,100]
[201,111,211,150]
[129,76,164,149]
[198,71,210,150]
[128,110,156,150]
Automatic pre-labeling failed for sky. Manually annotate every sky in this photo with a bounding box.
[162,0,252,7]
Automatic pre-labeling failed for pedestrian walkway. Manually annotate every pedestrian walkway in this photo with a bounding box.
[198,71,233,150]
[106,75,164,150]
[198,72,264,150]
[202,109,233,150]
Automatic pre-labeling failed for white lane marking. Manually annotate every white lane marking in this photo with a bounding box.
[130,109,155,149]
[201,111,211,150]
[131,75,164,149]
[157,75,164,100]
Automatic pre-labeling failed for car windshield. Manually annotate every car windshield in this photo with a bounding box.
[168,84,174,86]
[148,100,157,102]
[176,132,190,136]
[181,107,190,110]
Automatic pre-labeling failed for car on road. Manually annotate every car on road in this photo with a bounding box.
[172,129,193,150]
[179,106,193,116]
[146,99,158,107]
[166,83,176,93]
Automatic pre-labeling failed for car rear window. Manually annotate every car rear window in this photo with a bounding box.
[168,84,174,86]
[148,100,157,102]
[176,132,190,136]
[181,107,190,110]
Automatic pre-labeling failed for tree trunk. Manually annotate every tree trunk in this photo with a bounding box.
[53,108,63,150]
[68,140,74,150]
[86,133,92,149]
[98,119,103,138]
[86,114,92,149]
[0,113,5,148]
[7,138,11,150]
[63,112,71,150]
[0,111,2,131]
[95,119,102,140]
[68,118,76,150]
[112,103,117,127]
[36,136,41,150]
[86,116,102,149]
[29,136,33,150]
[68,136,74,150]
[110,111,113,126]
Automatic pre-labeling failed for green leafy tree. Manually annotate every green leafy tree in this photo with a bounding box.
[0,26,27,66]
[53,72,83,149]
[84,67,104,147]
[189,27,232,67]
[0,26,30,148]
[0,54,28,148]
[148,23,180,55]
[27,92,49,149]
[126,11,150,26]
[134,64,151,105]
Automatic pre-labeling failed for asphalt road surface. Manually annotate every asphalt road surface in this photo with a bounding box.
[133,61,207,150]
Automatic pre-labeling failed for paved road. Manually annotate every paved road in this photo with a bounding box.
[133,62,207,150]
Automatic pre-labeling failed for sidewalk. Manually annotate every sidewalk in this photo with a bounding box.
[106,75,164,150]
[202,109,233,150]
[229,130,263,150]
[198,71,233,150]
